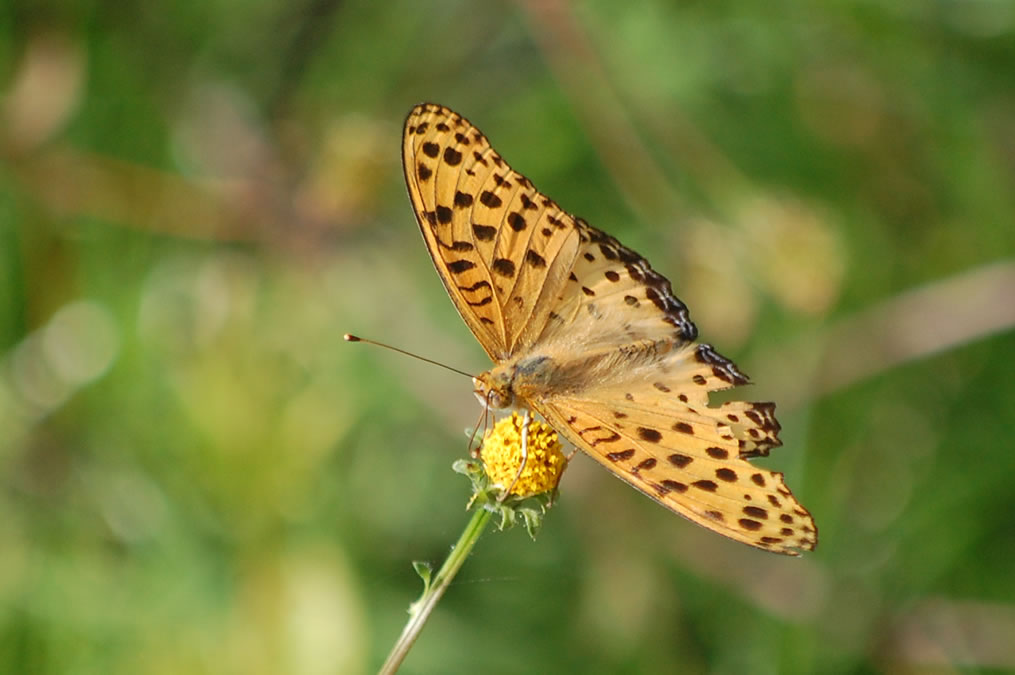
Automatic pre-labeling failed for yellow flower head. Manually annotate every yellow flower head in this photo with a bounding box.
[481,412,565,497]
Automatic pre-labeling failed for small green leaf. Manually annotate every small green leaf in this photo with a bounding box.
[412,560,432,591]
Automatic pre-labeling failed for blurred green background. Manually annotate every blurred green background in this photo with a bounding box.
[3,1,1015,673]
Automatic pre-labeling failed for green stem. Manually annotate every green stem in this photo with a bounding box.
[378,505,493,675]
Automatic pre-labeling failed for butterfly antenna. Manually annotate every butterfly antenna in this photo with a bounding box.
[343,334,473,379]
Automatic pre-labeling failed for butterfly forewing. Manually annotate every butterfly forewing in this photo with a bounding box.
[403,103,581,360]
[402,102,817,555]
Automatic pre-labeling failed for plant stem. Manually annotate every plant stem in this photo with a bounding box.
[378,505,493,674]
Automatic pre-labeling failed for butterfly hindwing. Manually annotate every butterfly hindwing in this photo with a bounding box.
[533,343,817,555]
[535,219,698,351]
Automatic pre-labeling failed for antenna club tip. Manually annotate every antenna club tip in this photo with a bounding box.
[343,334,360,342]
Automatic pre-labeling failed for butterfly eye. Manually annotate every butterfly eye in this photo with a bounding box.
[489,389,511,410]
[472,373,513,410]
[472,379,506,410]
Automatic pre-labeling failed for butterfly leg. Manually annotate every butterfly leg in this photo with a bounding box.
[468,405,489,458]
[498,409,530,501]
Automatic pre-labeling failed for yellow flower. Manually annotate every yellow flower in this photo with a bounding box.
[481,412,565,497]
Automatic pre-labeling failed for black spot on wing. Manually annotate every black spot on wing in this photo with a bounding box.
[472,224,496,241]
[460,280,491,293]
[634,458,657,471]
[667,453,692,468]
[637,427,662,443]
[492,258,516,278]
[443,147,462,165]
[525,250,547,268]
[658,480,688,494]
[447,260,475,274]
[716,468,738,482]
[480,191,502,208]
[606,448,636,462]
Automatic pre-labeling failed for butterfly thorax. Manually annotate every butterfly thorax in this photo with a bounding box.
[473,355,555,411]
[474,338,681,411]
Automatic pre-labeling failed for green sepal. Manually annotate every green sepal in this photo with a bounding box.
[453,457,557,541]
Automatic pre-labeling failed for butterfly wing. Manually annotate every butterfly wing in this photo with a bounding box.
[403,103,583,361]
[532,342,817,555]
[404,103,698,359]
[514,203,816,554]
[531,217,699,352]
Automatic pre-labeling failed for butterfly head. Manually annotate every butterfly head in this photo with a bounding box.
[474,354,562,411]
[472,369,515,410]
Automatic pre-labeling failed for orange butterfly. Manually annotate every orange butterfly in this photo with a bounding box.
[402,103,816,555]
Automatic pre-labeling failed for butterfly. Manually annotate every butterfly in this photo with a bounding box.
[402,103,816,555]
